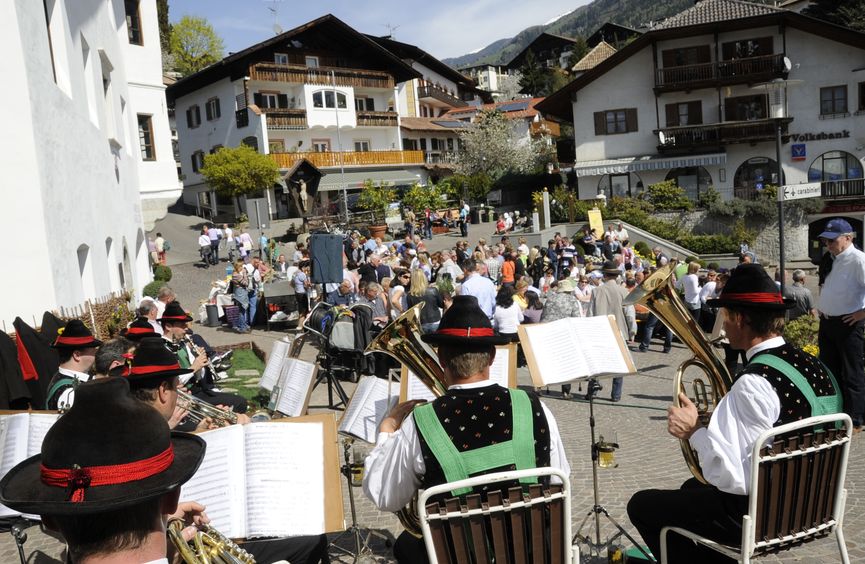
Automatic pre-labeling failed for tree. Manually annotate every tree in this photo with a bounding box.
[200,145,280,209]
[804,0,865,31]
[565,37,589,73]
[517,51,549,97]
[169,15,224,76]
[356,180,397,224]
[496,72,523,101]
[456,109,535,187]
[402,182,444,213]
[156,0,170,55]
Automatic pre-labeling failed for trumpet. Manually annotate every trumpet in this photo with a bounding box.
[176,389,238,427]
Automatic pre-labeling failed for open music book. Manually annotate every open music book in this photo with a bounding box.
[400,343,518,402]
[518,315,637,386]
[259,337,292,392]
[266,358,317,417]
[180,415,344,539]
[338,376,399,444]
[0,412,60,519]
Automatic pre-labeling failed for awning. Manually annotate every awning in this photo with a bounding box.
[572,152,727,177]
[317,169,424,192]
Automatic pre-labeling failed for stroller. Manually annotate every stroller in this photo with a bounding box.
[304,301,375,383]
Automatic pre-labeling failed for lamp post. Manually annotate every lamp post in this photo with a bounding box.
[331,71,349,224]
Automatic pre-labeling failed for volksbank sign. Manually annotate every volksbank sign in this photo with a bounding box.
[782,130,851,144]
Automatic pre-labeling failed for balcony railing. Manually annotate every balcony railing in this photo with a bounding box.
[249,62,394,89]
[655,53,787,91]
[270,150,425,169]
[425,151,458,165]
[656,118,791,153]
[417,85,468,108]
[821,178,865,199]
[356,110,399,127]
[261,107,308,129]
[531,120,561,137]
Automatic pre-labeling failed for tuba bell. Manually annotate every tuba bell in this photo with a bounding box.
[364,303,448,536]
[625,264,734,483]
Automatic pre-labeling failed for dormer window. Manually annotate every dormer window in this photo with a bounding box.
[312,90,347,109]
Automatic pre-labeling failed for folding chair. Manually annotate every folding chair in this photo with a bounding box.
[661,413,853,564]
[419,467,579,564]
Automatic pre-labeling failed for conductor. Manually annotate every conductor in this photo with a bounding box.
[363,295,570,563]
[627,264,842,563]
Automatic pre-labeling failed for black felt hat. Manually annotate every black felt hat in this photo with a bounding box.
[124,337,192,389]
[421,295,511,346]
[160,301,193,323]
[0,378,205,516]
[706,263,794,311]
[600,260,621,275]
[51,319,103,349]
[120,318,160,342]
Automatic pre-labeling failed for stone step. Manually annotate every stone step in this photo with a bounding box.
[218,387,238,393]
[242,382,261,388]
[218,377,241,383]
[234,369,261,376]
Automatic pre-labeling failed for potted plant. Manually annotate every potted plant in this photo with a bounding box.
[357,179,396,239]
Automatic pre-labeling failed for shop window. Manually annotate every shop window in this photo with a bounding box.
[665,167,712,200]
[597,172,643,199]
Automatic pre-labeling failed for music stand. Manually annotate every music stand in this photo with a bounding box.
[302,302,350,410]
[328,439,390,563]
[573,377,655,562]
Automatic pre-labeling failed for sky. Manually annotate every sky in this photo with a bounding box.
[168,0,590,61]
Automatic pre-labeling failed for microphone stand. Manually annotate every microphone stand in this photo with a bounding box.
[328,439,390,563]
[573,378,655,562]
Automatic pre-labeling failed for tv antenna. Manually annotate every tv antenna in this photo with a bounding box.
[382,22,401,39]
[266,1,283,35]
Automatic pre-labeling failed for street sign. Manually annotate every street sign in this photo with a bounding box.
[780,182,821,202]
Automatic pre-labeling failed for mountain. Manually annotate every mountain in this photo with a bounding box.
[443,0,776,69]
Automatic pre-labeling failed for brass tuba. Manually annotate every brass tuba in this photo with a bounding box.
[624,264,734,483]
[167,518,256,563]
[365,303,448,536]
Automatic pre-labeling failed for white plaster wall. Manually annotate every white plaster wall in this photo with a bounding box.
[2,0,151,328]
[304,84,357,128]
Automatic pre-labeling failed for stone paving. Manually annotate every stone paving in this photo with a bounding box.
[2,220,859,563]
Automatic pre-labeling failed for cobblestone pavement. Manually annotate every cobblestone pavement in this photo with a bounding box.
[2,229,857,563]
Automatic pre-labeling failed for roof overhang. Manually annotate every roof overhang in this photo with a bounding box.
[572,152,726,177]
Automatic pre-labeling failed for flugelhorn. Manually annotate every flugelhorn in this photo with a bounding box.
[624,263,734,483]
[176,389,238,428]
[364,303,448,536]
[168,518,256,563]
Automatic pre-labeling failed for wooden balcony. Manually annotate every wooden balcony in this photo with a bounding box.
[261,107,308,129]
[270,150,425,169]
[249,62,394,89]
[656,118,791,153]
[417,85,468,108]
[356,110,399,127]
[531,120,561,137]
[655,53,788,92]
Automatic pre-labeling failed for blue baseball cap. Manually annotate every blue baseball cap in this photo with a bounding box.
[818,218,854,240]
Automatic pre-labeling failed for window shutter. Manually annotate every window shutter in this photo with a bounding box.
[194,106,201,125]
[186,108,192,128]
[661,49,677,68]
[696,45,711,64]
[625,108,638,132]
[214,98,221,118]
[277,94,288,108]
[664,104,678,127]
[689,101,703,124]
[594,111,605,135]
[205,103,213,121]
[253,93,263,107]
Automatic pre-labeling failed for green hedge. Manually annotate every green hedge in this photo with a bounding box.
[153,264,173,282]
[143,280,164,298]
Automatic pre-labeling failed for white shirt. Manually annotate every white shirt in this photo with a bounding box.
[363,381,570,512]
[615,228,629,241]
[493,303,523,333]
[688,336,784,495]
[224,227,233,241]
[55,367,91,411]
[679,273,701,308]
[818,243,865,316]
[699,280,717,304]
[197,234,210,247]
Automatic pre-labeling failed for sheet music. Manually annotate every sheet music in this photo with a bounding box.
[0,415,30,518]
[581,316,633,376]
[339,377,399,444]
[405,371,437,402]
[244,422,326,537]
[489,346,510,387]
[274,359,316,417]
[26,414,59,457]
[179,425,247,538]
[260,337,291,392]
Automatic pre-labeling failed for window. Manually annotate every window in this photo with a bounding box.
[665,167,712,200]
[253,91,288,109]
[274,53,288,65]
[447,138,454,151]
[191,151,204,173]
[205,97,221,120]
[820,86,848,116]
[186,105,201,128]
[305,56,319,68]
[312,139,331,152]
[210,145,223,154]
[124,0,142,45]
[721,37,773,60]
[808,151,862,182]
[664,101,702,127]
[312,90,347,109]
[593,109,637,135]
[268,140,285,153]
[598,173,644,199]
[355,97,375,111]
[661,45,711,67]
[724,95,767,121]
[353,140,371,152]
[241,136,259,152]
[859,82,865,112]
[137,114,155,160]
[734,157,781,195]
[403,138,418,150]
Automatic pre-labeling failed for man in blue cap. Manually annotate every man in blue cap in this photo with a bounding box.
[816,217,865,432]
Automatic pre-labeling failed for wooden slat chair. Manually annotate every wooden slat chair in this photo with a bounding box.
[661,413,853,564]
[418,467,578,564]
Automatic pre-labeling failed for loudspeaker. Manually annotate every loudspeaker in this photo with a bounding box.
[309,233,344,284]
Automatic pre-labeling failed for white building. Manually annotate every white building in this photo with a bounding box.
[167,15,460,220]
[539,0,865,259]
[1,0,177,327]
[460,64,513,99]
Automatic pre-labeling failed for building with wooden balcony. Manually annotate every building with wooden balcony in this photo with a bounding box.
[538,0,865,253]
[166,14,476,220]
